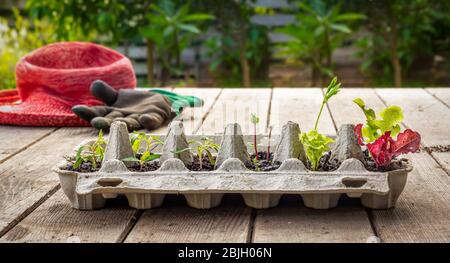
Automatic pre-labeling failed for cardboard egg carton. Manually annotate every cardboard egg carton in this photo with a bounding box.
[55,121,412,210]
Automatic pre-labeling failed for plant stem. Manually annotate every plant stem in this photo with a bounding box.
[267,125,272,161]
[314,101,326,130]
[253,124,259,160]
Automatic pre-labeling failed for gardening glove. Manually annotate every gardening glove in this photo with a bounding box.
[72,80,203,131]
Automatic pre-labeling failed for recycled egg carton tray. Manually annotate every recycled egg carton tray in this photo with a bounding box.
[55,121,413,210]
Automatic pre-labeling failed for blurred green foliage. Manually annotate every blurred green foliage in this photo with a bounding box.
[355,0,450,87]
[276,0,365,86]
[139,0,214,85]
[0,8,56,89]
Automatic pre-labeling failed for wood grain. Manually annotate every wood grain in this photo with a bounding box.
[0,127,99,236]
[198,88,272,134]
[375,88,450,146]
[0,190,137,243]
[425,88,450,108]
[370,153,450,242]
[270,88,335,135]
[125,195,252,243]
[124,88,263,242]
[172,88,222,135]
[252,88,375,242]
[0,127,56,163]
[253,196,375,243]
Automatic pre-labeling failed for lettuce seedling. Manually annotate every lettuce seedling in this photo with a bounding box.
[353,98,402,142]
[299,77,341,170]
[353,99,421,167]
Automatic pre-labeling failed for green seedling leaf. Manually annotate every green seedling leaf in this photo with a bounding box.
[122,156,140,162]
[73,146,84,169]
[300,130,334,171]
[171,148,192,154]
[353,98,404,143]
[250,113,260,124]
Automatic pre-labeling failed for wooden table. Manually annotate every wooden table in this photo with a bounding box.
[0,88,449,243]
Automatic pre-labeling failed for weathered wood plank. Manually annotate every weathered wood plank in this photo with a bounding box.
[199,88,272,135]
[252,88,375,243]
[0,127,99,236]
[172,88,222,135]
[370,153,450,242]
[371,88,450,242]
[125,88,262,242]
[0,190,136,243]
[375,88,450,146]
[425,88,450,108]
[253,196,375,243]
[125,195,251,243]
[270,88,335,135]
[0,127,57,163]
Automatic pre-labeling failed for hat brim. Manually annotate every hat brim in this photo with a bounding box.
[0,89,89,127]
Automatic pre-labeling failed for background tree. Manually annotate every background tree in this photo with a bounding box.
[276,0,365,86]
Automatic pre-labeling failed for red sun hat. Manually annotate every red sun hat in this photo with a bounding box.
[0,42,136,126]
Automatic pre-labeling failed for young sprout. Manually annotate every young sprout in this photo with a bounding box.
[191,137,220,169]
[73,130,106,170]
[300,77,341,170]
[123,131,162,169]
[267,125,273,161]
[250,113,260,160]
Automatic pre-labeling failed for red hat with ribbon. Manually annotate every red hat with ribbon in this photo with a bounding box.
[0,42,136,126]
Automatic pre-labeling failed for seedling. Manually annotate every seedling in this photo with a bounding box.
[190,137,220,169]
[267,125,273,161]
[250,113,260,160]
[123,131,162,169]
[353,98,421,167]
[73,130,106,170]
[300,77,341,170]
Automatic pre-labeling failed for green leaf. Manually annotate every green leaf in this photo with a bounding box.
[122,156,140,162]
[143,153,161,162]
[178,24,200,34]
[324,76,341,101]
[334,13,366,22]
[171,148,192,154]
[73,146,84,169]
[299,130,334,171]
[330,24,351,34]
[182,14,214,22]
[250,113,260,124]
[353,98,376,120]
[375,105,404,135]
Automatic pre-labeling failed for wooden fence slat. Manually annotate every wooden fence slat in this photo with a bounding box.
[252,88,375,243]
[0,127,56,163]
[124,89,268,243]
[0,190,136,243]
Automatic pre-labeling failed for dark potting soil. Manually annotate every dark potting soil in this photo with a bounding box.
[362,149,408,172]
[65,161,100,173]
[128,160,160,172]
[248,152,281,172]
[187,155,216,171]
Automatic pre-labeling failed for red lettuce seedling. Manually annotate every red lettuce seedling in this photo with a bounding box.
[353,98,421,168]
